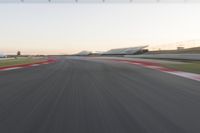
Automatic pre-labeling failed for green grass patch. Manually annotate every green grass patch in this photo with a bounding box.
[0,57,46,67]
[162,61,200,74]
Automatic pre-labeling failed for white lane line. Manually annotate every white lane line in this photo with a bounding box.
[141,64,200,82]
[1,67,23,71]
[166,71,200,82]
[0,60,54,72]
[146,65,164,69]
[125,61,200,82]
[31,64,40,66]
[130,62,142,65]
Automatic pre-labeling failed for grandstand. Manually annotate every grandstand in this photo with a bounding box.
[74,46,148,56]
[102,45,148,55]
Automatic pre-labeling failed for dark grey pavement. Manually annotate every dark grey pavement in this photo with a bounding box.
[0,57,200,133]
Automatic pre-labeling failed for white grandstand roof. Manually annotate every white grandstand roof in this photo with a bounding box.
[103,45,148,55]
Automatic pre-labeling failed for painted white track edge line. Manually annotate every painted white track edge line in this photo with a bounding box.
[121,61,200,82]
[1,67,23,71]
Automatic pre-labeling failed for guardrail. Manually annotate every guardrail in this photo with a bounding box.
[124,54,200,61]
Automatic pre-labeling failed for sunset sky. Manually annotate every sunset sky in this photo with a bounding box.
[0,3,200,54]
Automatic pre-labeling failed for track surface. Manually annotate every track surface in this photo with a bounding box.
[0,57,200,133]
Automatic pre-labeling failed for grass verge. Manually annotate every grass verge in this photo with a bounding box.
[162,61,200,74]
[0,57,46,67]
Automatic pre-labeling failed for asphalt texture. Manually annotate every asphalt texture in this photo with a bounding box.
[0,56,200,133]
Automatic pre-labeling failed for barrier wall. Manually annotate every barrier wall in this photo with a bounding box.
[125,54,200,60]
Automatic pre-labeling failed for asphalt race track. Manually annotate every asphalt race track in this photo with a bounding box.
[0,56,200,133]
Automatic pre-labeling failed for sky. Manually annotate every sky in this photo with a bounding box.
[0,3,200,54]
